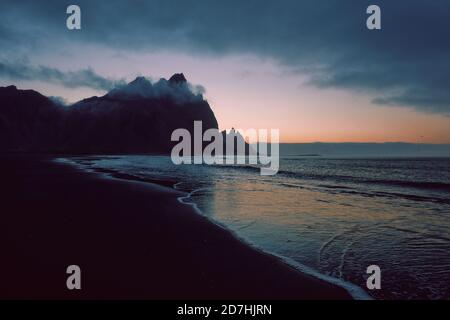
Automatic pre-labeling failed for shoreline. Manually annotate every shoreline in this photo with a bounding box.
[0,154,352,299]
[173,179,371,300]
[61,156,370,300]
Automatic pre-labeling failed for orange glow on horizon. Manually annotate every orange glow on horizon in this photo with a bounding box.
[10,51,450,145]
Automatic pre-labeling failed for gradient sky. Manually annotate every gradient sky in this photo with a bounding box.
[1,0,450,143]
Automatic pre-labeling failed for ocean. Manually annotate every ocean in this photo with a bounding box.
[61,148,450,300]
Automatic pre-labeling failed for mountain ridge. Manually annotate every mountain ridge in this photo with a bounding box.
[0,74,218,154]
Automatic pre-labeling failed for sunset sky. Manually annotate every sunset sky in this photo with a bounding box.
[1,0,450,143]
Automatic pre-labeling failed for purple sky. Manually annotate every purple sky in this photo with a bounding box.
[1,1,450,143]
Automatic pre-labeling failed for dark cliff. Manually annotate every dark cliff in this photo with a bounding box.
[0,74,219,154]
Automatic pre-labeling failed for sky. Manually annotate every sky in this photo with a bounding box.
[1,0,450,143]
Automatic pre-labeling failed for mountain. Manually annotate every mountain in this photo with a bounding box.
[0,74,219,154]
[0,85,63,152]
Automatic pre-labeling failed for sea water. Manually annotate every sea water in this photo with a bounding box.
[63,152,450,300]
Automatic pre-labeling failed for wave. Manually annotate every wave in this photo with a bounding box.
[210,163,263,173]
[277,169,450,191]
[362,180,450,192]
[208,163,450,204]
[175,184,371,300]
[207,162,450,192]
[315,185,450,205]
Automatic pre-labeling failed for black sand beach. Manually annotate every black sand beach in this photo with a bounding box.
[0,155,351,299]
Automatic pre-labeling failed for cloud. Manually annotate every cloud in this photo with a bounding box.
[107,75,205,103]
[0,0,450,113]
[310,56,450,115]
[0,60,125,91]
[48,96,69,106]
[373,89,450,116]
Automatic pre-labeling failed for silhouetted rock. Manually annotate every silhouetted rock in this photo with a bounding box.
[0,85,63,152]
[169,73,187,85]
[220,129,256,156]
[0,74,218,154]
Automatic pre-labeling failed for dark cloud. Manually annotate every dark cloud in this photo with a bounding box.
[0,60,125,91]
[0,0,449,113]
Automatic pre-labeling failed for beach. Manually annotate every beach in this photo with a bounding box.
[0,155,350,299]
